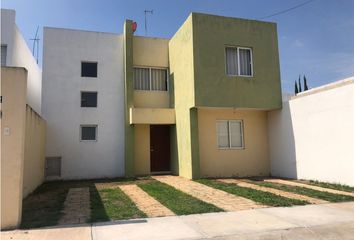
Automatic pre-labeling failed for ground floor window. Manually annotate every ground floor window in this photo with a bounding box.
[216,120,244,149]
[80,125,97,141]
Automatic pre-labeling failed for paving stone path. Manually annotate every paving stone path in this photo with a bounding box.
[59,187,90,225]
[153,175,264,211]
[265,179,354,197]
[119,184,175,217]
[218,179,328,204]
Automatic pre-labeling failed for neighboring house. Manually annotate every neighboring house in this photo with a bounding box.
[1,9,46,230]
[1,9,42,114]
[42,12,281,180]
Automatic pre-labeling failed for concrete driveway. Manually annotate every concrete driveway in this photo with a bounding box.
[2,201,354,240]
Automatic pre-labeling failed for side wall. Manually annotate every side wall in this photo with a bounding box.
[1,9,42,114]
[269,79,354,186]
[23,105,46,197]
[198,108,269,177]
[42,28,125,179]
[169,15,199,179]
[1,67,27,230]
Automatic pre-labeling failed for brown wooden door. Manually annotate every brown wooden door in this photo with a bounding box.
[150,125,170,172]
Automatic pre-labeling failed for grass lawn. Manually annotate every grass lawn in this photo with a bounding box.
[196,179,309,207]
[297,180,354,193]
[138,181,223,215]
[250,180,354,202]
[90,187,146,222]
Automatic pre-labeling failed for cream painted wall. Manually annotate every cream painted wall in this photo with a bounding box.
[269,78,354,186]
[198,108,270,177]
[134,91,170,108]
[23,105,46,198]
[130,108,175,124]
[133,36,169,68]
[132,36,170,109]
[1,67,27,230]
[134,125,150,175]
[1,9,42,114]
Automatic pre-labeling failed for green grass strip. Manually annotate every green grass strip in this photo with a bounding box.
[251,181,354,202]
[138,181,223,215]
[90,188,146,222]
[196,179,308,207]
[303,180,354,193]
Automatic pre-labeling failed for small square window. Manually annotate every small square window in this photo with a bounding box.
[80,125,97,141]
[81,62,97,77]
[216,120,244,149]
[81,92,97,107]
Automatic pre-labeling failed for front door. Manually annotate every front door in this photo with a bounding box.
[150,125,170,172]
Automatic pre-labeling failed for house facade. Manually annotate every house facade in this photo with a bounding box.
[42,12,281,180]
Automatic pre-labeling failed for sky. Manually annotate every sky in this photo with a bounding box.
[2,0,354,93]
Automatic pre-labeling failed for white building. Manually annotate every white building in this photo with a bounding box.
[1,9,42,114]
[42,27,125,179]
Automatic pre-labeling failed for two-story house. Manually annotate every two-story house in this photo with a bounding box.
[43,12,281,180]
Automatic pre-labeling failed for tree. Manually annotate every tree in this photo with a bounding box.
[298,75,302,92]
[295,81,299,94]
[304,75,309,91]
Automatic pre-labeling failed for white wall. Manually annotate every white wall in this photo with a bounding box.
[269,77,354,186]
[42,27,125,179]
[1,9,42,114]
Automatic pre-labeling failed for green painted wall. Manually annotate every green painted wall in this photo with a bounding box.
[169,15,200,179]
[192,13,282,109]
[123,20,135,177]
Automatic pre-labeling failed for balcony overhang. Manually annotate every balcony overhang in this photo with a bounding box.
[130,107,175,124]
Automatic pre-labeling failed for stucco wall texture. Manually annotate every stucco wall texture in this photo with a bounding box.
[269,78,354,186]
[1,67,46,230]
[198,108,270,178]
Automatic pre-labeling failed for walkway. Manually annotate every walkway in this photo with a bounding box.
[3,202,354,240]
[266,179,354,197]
[219,179,328,204]
[58,187,90,225]
[119,184,175,217]
[153,175,264,211]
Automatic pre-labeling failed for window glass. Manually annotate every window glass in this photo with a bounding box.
[134,68,150,90]
[81,126,97,141]
[151,69,167,91]
[239,49,252,76]
[229,121,243,148]
[81,62,97,77]
[81,92,97,107]
[225,47,238,75]
[1,45,7,66]
[217,121,229,148]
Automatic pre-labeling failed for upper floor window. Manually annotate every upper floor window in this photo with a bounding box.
[80,125,97,141]
[1,45,7,66]
[81,91,97,107]
[81,62,97,77]
[216,120,244,149]
[134,67,168,91]
[225,47,253,77]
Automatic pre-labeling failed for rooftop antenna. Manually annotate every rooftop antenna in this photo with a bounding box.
[30,26,40,64]
[144,10,153,36]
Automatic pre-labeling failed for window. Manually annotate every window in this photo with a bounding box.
[225,47,253,76]
[216,120,244,149]
[80,125,97,141]
[1,45,7,66]
[81,62,97,77]
[81,92,97,107]
[134,67,168,91]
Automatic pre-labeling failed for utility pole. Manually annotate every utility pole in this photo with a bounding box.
[144,10,153,36]
[30,26,40,64]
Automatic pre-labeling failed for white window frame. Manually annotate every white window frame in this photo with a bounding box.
[80,125,98,142]
[216,120,244,150]
[133,66,169,92]
[225,46,253,77]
